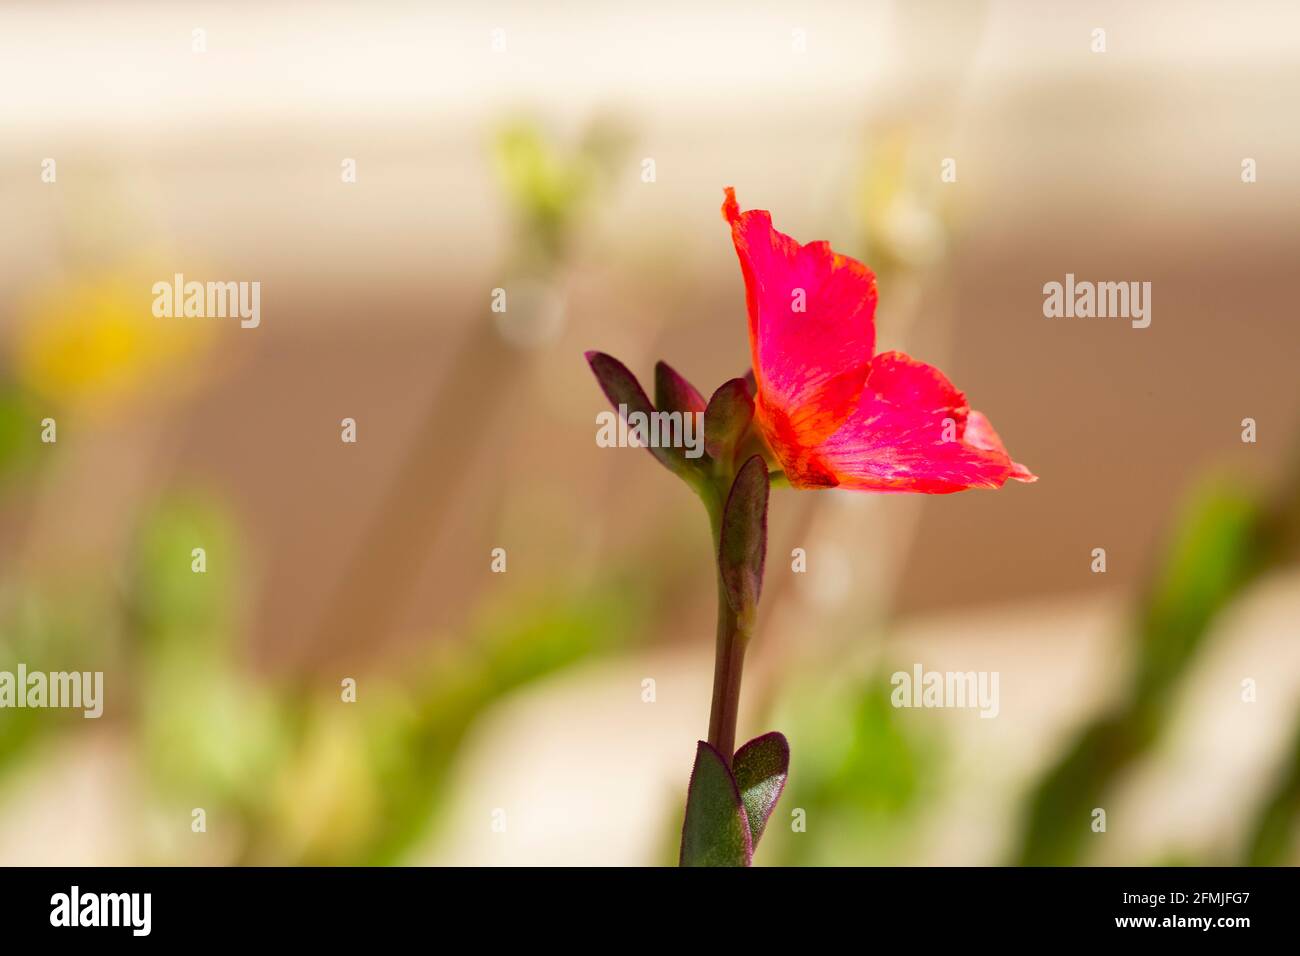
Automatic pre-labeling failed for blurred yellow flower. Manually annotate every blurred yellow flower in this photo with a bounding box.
[15,268,213,413]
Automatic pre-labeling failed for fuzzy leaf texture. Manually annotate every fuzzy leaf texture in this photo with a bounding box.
[680,741,753,866]
[732,732,789,850]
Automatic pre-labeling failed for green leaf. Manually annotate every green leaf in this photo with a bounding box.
[654,360,706,416]
[718,455,770,623]
[703,377,754,460]
[732,731,789,850]
[680,741,752,867]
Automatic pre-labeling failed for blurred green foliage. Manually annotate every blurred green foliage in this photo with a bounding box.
[2,458,661,865]
[492,115,631,270]
[0,579,114,777]
[344,574,655,865]
[1245,713,1300,865]
[757,670,942,866]
[0,377,43,490]
[125,498,657,865]
[127,496,289,827]
[1014,466,1300,865]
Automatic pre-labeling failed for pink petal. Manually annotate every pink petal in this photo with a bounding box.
[723,187,878,451]
[964,410,1037,483]
[811,352,1037,494]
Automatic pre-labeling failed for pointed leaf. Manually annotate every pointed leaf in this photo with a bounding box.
[704,377,755,460]
[732,731,789,850]
[680,741,753,867]
[585,351,696,478]
[741,368,756,398]
[654,360,707,416]
[719,455,769,622]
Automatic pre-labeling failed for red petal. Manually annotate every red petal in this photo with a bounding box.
[806,352,1036,493]
[723,188,877,457]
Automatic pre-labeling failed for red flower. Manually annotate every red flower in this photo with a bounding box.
[723,187,1035,494]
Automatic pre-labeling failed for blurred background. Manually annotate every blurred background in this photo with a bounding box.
[1,0,1299,865]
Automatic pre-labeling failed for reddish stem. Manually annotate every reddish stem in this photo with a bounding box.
[706,567,746,765]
